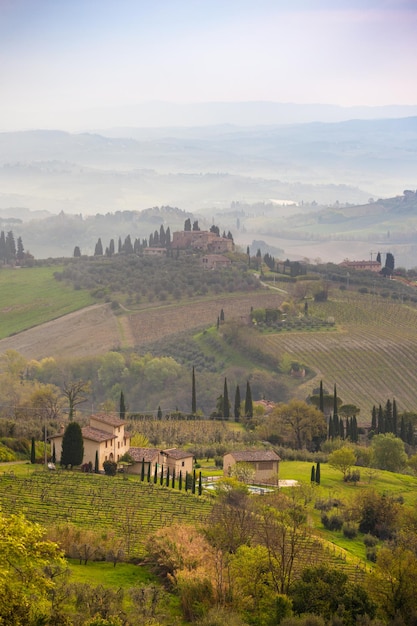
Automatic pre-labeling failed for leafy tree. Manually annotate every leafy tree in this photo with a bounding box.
[61,422,84,468]
[371,432,407,472]
[0,511,66,625]
[62,379,89,421]
[271,400,326,450]
[291,565,375,623]
[328,446,356,479]
[367,546,417,623]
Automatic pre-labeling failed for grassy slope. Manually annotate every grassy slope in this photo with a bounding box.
[0,266,95,338]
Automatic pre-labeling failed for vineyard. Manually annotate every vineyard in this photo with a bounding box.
[258,291,417,418]
[0,470,212,558]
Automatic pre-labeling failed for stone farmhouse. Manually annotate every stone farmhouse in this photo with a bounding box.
[223,450,281,485]
[127,446,194,476]
[201,254,231,270]
[172,230,234,253]
[50,413,130,469]
[339,259,381,272]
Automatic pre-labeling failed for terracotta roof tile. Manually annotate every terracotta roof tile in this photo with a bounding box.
[128,447,159,463]
[227,450,281,462]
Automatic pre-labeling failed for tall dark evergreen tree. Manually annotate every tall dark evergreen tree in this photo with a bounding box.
[234,385,241,421]
[52,443,56,464]
[333,384,339,421]
[154,463,158,483]
[220,308,225,322]
[328,414,334,440]
[5,231,16,262]
[147,462,151,482]
[141,458,145,481]
[319,380,324,413]
[191,367,197,414]
[223,377,230,419]
[0,231,6,263]
[179,471,182,491]
[316,462,321,485]
[371,406,377,432]
[384,252,395,274]
[192,220,200,231]
[73,246,81,257]
[407,421,414,446]
[123,235,134,254]
[159,225,166,247]
[245,381,253,418]
[385,399,393,433]
[31,437,36,464]
[311,465,316,482]
[400,416,406,442]
[377,404,384,434]
[184,218,191,231]
[392,398,398,436]
[192,469,196,494]
[109,238,115,256]
[118,237,122,253]
[119,391,126,420]
[94,238,103,256]
[165,227,171,248]
[16,237,24,261]
[376,251,381,264]
[157,405,162,419]
[94,450,99,473]
[198,471,202,495]
[61,422,84,469]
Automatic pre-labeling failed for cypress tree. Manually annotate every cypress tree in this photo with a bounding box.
[371,405,377,432]
[179,471,182,491]
[185,471,189,492]
[61,422,84,469]
[311,465,315,482]
[192,469,196,494]
[319,380,324,413]
[171,468,176,488]
[328,414,334,440]
[333,384,338,421]
[94,238,103,256]
[407,421,414,446]
[198,471,202,496]
[191,367,196,414]
[377,404,384,434]
[333,413,339,440]
[385,399,393,433]
[234,385,241,421]
[316,462,321,485]
[393,398,398,436]
[154,463,158,483]
[223,377,230,419]
[94,450,99,473]
[160,465,164,486]
[141,458,145,481]
[400,416,406,442]
[166,467,170,487]
[30,437,36,464]
[345,417,350,440]
[245,381,253,418]
[220,308,225,322]
[52,443,56,464]
[157,406,162,419]
[119,391,126,420]
[147,461,151,482]
[339,418,344,440]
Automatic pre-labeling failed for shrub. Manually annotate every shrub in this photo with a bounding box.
[363,534,378,548]
[103,460,117,476]
[314,498,341,512]
[366,547,378,562]
[321,512,343,531]
[342,522,358,539]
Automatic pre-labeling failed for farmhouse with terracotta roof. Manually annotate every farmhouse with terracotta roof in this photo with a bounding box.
[223,449,281,485]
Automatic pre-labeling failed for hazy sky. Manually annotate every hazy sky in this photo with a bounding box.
[1,0,417,129]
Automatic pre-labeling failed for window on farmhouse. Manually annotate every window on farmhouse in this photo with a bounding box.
[261,461,273,470]
[182,461,185,467]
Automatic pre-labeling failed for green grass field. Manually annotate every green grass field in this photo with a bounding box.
[0,266,95,338]
[68,560,157,588]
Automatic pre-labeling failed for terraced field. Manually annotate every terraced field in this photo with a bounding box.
[0,470,212,558]
[260,292,417,418]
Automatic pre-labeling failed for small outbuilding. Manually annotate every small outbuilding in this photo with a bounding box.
[223,449,281,485]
